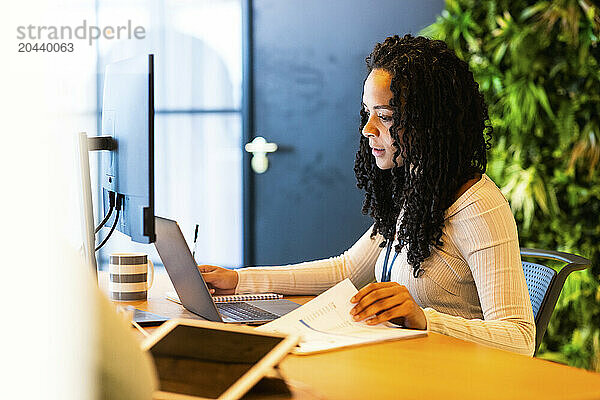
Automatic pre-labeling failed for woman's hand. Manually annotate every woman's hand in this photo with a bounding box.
[197,265,239,295]
[350,282,427,330]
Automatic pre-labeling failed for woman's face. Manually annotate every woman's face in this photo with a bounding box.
[361,69,400,170]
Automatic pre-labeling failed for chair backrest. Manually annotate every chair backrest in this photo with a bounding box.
[522,261,556,320]
[520,248,590,355]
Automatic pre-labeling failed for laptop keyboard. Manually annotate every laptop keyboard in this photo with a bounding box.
[216,302,278,321]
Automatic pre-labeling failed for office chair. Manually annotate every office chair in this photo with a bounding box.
[520,248,591,355]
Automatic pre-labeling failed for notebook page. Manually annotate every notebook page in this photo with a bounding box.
[256,279,426,354]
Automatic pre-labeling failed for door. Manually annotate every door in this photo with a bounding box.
[244,0,444,265]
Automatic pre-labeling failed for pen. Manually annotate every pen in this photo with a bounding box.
[192,224,199,261]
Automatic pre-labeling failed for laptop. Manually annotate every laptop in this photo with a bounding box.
[154,216,300,324]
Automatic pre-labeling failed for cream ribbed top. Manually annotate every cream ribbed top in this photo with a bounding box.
[236,174,536,356]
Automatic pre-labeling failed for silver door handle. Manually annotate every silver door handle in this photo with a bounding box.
[244,136,278,174]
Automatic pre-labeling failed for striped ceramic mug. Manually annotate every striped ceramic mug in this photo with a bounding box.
[109,253,154,301]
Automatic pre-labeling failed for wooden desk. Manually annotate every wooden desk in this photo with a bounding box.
[100,269,600,400]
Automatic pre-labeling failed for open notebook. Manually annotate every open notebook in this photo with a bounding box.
[255,279,427,354]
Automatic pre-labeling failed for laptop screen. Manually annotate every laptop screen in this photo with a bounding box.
[154,216,222,321]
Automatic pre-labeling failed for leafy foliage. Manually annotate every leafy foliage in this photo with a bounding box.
[422,0,600,370]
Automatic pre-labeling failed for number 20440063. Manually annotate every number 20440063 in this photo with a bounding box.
[18,42,74,52]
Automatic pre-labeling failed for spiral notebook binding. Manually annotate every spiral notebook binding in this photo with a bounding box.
[165,291,283,305]
[213,293,283,303]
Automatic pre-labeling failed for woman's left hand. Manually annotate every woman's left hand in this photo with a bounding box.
[350,282,427,330]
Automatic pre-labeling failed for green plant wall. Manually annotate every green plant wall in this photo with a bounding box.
[421,0,600,370]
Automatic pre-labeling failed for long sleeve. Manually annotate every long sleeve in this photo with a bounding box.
[423,192,536,356]
[235,225,383,295]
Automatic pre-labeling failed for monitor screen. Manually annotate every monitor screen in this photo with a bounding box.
[101,54,155,243]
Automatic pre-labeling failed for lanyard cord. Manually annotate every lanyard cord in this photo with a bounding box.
[381,241,398,282]
[382,240,425,280]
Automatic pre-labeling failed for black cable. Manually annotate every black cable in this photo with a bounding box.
[94,206,113,234]
[95,194,123,252]
[94,191,116,234]
[95,209,119,251]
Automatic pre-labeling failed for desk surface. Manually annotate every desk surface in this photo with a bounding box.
[100,269,600,400]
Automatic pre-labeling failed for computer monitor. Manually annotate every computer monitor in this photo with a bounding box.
[100,54,155,244]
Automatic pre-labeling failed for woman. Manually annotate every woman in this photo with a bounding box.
[201,35,536,356]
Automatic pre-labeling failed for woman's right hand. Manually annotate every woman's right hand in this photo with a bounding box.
[198,265,239,295]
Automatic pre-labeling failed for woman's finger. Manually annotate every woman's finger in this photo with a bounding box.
[353,293,408,321]
[350,286,399,316]
[198,264,221,273]
[201,270,219,284]
[366,301,412,325]
[351,282,396,303]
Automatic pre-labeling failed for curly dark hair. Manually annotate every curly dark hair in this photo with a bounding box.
[354,34,492,277]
